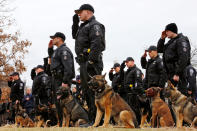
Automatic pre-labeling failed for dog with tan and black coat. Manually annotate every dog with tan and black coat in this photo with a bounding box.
[164,81,197,128]
[88,73,138,128]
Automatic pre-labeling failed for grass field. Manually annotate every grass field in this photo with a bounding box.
[0,127,197,131]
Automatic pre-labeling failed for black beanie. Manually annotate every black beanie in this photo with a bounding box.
[165,23,178,34]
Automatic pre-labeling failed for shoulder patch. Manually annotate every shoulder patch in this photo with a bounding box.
[62,51,67,56]
[136,70,141,77]
[19,83,24,90]
[94,25,101,36]
[181,42,188,47]
[189,69,194,76]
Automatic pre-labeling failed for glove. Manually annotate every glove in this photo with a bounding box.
[31,68,36,80]
[109,68,114,73]
[120,61,126,69]
[73,14,79,25]
[48,40,53,48]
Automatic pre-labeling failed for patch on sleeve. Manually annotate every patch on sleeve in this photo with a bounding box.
[189,69,194,76]
[136,70,141,77]
[62,51,67,56]
[19,83,24,90]
[94,25,101,36]
[182,42,188,52]
[181,42,188,47]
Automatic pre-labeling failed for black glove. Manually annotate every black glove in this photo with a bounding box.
[120,61,126,69]
[31,67,36,80]
[72,14,80,39]
[73,14,79,25]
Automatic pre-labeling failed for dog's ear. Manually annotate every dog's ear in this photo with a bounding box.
[102,73,106,78]
[170,83,175,90]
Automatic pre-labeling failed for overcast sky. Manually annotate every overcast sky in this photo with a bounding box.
[8,0,197,86]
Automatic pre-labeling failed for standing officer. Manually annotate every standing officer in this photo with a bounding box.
[184,65,197,103]
[8,72,24,104]
[48,32,75,126]
[141,45,167,99]
[120,57,144,125]
[7,72,24,122]
[157,23,191,95]
[109,63,126,99]
[72,4,105,123]
[32,65,51,105]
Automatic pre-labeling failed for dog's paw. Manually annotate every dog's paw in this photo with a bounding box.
[99,124,111,128]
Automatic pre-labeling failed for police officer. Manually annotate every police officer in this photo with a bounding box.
[48,32,75,126]
[32,65,51,105]
[120,57,144,125]
[183,65,197,103]
[157,23,191,95]
[7,72,24,122]
[109,63,126,98]
[72,4,105,123]
[8,72,24,104]
[141,45,167,99]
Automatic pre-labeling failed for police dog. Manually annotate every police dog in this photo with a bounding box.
[56,86,89,127]
[34,104,48,127]
[88,74,138,128]
[165,81,197,128]
[14,103,34,127]
[147,87,174,127]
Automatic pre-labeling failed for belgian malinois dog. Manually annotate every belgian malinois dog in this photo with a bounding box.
[88,73,138,128]
[148,87,174,127]
[164,81,197,128]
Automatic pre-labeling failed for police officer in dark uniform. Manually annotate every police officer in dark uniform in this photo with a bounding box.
[141,45,167,99]
[120,57,144,125]
[157,23,191,95]
[8,72,24,104]
[183,65,197,103]
[109,63,126,99]
[8,72,24,122]
[72,4,105,123]
[48,32,75,126]
[32,65,51,105]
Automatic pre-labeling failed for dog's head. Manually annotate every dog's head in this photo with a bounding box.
[13,103,26,116]
[88,73,107,92]
[56,86,70,100]
[163,80,177,98]
[146,87,161,97]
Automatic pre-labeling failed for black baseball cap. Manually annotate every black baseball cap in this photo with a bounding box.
[75,4,94,14]
[50,32,66,41]
[113,63,120,69]
[146,45,157,52]
[126,57,134,62]
[9,72,19,76]
[35,65,44,70]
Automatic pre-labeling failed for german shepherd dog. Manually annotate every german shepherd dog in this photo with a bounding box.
[88,74,138,128]
[14,103,34,127]
[164,81,197,128]
[56,86,89,127]
[34,104,48,127]
[148,87,174,127]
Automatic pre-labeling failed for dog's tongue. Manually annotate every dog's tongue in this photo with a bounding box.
[57,95,61,100]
